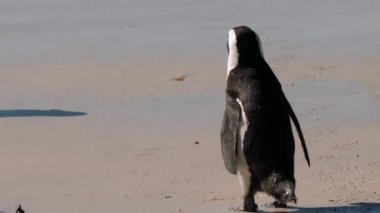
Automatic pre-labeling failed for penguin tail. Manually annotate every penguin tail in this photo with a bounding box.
[283,93,310,167]
[289,107,310,167]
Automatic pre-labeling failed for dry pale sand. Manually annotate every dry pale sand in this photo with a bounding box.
[0,57,379,213]
[1,0,380,212]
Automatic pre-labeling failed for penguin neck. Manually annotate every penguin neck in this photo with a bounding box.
[227,54,266,78]
[238,53,265,70]
[227,48,238,77]
[227,52,238,77]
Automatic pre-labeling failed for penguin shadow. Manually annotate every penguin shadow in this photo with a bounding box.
[0,109,87,118]
[259,202,380,213]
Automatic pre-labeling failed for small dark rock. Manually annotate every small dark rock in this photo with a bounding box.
[16,204,25,213]
[173,75,186,81]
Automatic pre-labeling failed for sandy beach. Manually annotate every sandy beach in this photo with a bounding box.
[1,1,379,212]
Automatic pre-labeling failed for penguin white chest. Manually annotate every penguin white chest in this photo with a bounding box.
[236,99,252,196]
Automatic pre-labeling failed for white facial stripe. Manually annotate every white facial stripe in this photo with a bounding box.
[236,98,251,196]
[227,29,238,77]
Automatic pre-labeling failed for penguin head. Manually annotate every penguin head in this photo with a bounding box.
[227,26,264,73]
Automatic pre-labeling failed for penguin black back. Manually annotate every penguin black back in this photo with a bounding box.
[228,25,310,166]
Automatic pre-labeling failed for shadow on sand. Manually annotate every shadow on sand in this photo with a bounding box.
[0,109,87,118]
[262,202,380,213]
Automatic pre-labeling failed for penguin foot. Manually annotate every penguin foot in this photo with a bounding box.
[243,199,258,212]
[273,200,287,208]
[282,192,297,204]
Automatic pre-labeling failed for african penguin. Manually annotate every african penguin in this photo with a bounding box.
[221,26,310,212]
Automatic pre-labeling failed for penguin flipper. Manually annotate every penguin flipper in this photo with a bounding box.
[221,90,240,174]
[282,92,311,167]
